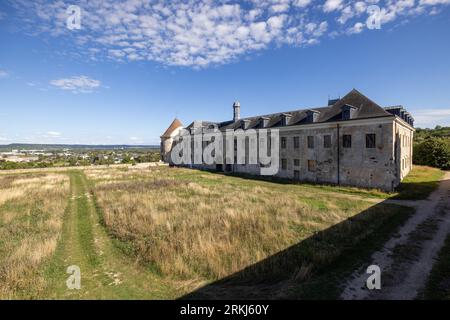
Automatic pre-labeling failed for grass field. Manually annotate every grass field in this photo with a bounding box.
[0,165,443,299]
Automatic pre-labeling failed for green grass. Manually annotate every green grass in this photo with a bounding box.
[43,171,179,299]
[1,164,444,299]
[421,233,450,300]
[393,165,444,200]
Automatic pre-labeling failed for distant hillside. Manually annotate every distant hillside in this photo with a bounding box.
[0,143,159,152]
[415,126,450,142]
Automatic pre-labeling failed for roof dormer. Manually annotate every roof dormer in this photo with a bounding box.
[281,113,292,126]
[306,110,320,123]
[341,104,357,120]
[260,117,270,128]
[241,119,251,130]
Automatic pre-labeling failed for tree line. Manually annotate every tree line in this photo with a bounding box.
[413,126,450,170]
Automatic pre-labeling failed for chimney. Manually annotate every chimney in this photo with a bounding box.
[233,101,240,122]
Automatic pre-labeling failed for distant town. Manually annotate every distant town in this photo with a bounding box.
[0,144,160,170]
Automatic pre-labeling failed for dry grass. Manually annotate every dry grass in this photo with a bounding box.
[90,167,390,283]
[0,173,69,299]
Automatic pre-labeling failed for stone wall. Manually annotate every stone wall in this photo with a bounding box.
[164,117,414,191]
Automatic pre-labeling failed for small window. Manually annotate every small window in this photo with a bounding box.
[342,110,350,120]
[343,135,352,148]
[281,158,287,170]
[281,137,287,149]
[366,134,376,148]
[323,135,331,148]
[307,136,314,149]
[307,160,316,172]
[294,159,300,166]
[293,136,300,149]
[294,170,300,180]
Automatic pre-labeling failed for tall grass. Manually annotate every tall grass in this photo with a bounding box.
[89,167,399,283]
[0,173,69,299]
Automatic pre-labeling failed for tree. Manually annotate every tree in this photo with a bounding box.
[414,137,450,170]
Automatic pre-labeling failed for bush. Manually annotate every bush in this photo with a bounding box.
[414,138,450,170]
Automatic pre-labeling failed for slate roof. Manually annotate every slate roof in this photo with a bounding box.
[184,89,411,131]
[161,118,183,138]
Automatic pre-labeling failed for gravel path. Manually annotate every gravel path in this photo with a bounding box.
[341,172,450,300]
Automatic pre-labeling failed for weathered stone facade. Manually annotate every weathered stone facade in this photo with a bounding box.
[161,89,414,191]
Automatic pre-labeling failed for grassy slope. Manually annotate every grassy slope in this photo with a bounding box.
[393,165,444,200]
[0,165,443,299]
[89,166,421,299]
[43,171,178,299]
[0,173,68,299]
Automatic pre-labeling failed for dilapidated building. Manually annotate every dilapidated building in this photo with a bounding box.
[161,89,414,191]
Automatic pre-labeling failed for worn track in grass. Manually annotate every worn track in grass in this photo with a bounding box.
[43,171,177,299]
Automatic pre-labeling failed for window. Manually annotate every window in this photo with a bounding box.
[293,136,300,149]
[323,135,331,148]
[307,160,316,172]
[281,158,287,170]
[281,137,287,149]
[366,134,376,148]
[342,109,350,120]
[307,136,314,149]
[294,159,300,166]
[294,170,300,180]
[343,135,352,148]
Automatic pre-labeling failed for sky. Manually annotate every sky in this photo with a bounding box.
[0,0,450,145]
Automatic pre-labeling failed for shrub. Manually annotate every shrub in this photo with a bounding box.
[414,138,450,170]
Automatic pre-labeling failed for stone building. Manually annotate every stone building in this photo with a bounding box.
[161,89,415,191]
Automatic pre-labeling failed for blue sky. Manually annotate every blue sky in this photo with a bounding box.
[1,0,450,145]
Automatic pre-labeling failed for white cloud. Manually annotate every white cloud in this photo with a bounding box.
[8,0,450,68]
[0,70,8,78]
[324,0,344,12]
[129,136,144,143]
[420,0,450,5]
[347,22,365,34]
[410,108,450,128]
[50,76,101,93]
[46,131,62,137]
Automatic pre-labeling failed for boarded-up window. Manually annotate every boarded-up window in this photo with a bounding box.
[281,137,287,149]
[323,135,331,148]
[293,136,300,149]
[281,158,287,170]
[343,135,352,148]
[366,134,376,148]
[307,160,316,172]
[307,136,314,149]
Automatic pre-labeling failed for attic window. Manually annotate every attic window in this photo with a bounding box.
[306,110,320,123]
[342,104,357,120]
[282,113,292,126]
[241,119,251,130]
[260,117,270,128]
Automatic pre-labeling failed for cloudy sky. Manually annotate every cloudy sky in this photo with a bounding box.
[0,0,450,144]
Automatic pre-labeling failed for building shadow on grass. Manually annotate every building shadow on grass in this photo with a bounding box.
[179,198,416,300]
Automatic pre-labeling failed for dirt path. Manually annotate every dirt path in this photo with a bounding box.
[341,172,450,300]
[44,171,179,299]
